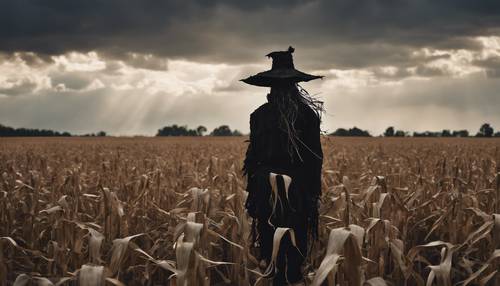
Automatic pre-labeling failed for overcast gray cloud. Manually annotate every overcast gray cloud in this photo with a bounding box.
[1,0,500,135]
[2,0,500,67]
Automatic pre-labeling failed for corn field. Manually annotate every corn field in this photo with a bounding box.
[1,137,500,286]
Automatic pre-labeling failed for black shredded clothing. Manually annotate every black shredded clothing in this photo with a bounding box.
[242,98,323,284]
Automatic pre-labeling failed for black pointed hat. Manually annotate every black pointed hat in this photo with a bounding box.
[241,46,323,87]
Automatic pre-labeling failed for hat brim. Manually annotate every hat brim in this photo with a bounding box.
[241,69,323,87]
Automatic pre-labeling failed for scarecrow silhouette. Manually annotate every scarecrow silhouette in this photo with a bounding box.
[242,46,324,285]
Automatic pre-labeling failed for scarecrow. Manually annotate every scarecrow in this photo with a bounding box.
[241,46,324,285]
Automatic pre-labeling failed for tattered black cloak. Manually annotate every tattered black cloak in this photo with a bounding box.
[242,92,323,261]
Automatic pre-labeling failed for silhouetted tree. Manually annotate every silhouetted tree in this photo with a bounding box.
[476,123,494,137]
[156,124,198,136]
[384,126,395,137]
[441,129,452,137]
[350,127,371,137]
[330,128,349,136]
[210,125,242,136]
[394,130,406,137]
[97,131,107,137]
[330,127,371,137]
[452,130,469,137]
[196,125,207,136]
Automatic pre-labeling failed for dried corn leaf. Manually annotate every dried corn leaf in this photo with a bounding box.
[110,233,145,275]
[311,253,342,286]
[79,264,105,286]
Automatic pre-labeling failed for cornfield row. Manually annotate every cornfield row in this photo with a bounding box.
[0,137,499,285]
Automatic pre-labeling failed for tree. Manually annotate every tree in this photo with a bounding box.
[394,130,406,137]
[208,125,243,136]
[452,130,469,137]
[211,125,233,136]
[476,123,494,137]
[97,131,107,137]
[330,128,349,136]
[196,125,207,136]
[384,126,395,137]
[349,127,371,137]
[330,127,371,137]
[441,129,452,137]
[157,124,193,136]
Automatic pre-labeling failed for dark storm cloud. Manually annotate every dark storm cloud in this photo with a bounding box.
[0,52,53,67]
[1,0,500,69]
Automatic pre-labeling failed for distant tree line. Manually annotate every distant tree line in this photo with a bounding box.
[156,124,242,136]
[382,123,500,138]
[329,123,500,138]
[0,124,72,137]
[2,122,500,138]
[0,123,111,137]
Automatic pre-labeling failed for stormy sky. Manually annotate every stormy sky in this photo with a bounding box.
[1,0,500,136]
